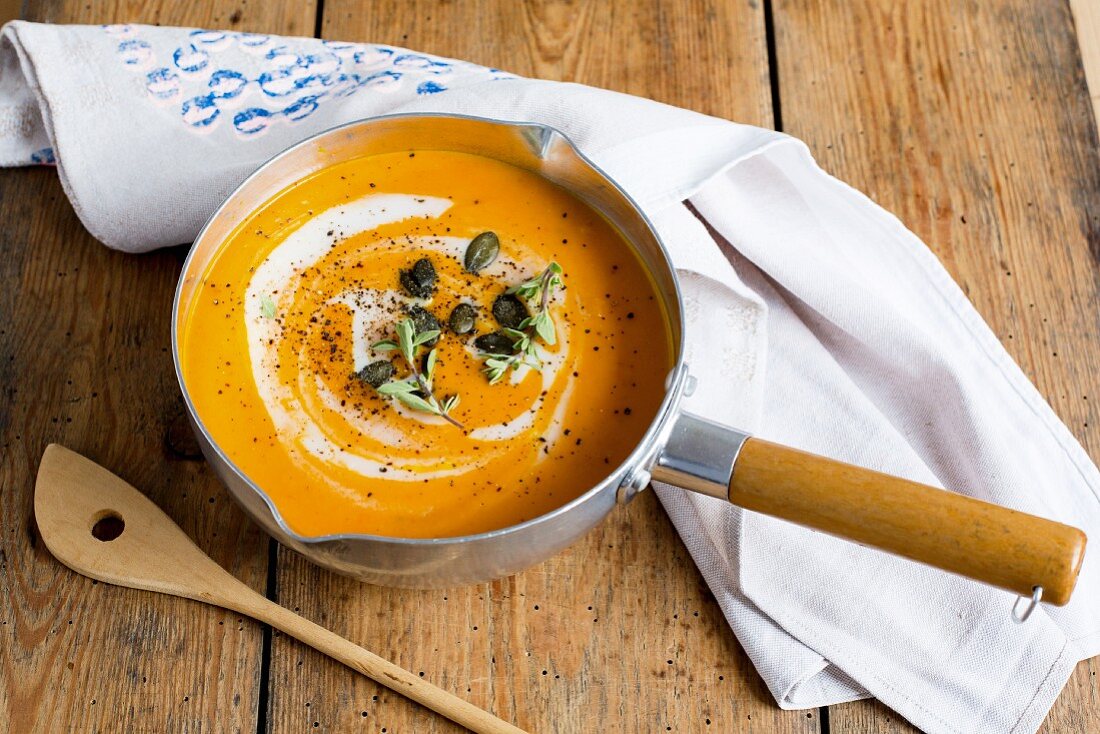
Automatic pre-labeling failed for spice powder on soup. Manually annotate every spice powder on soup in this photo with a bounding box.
[180,150,673,539]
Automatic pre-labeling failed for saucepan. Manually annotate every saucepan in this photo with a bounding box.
[172,114,1086,613]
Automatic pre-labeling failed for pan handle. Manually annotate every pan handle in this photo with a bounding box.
[650,413,1087,607]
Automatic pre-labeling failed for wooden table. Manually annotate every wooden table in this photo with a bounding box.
[2,1,1097,731]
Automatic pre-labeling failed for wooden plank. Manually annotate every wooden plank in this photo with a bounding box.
[0,2,315,732]
[28,0,315,35]
[318,0,772,121]
[770,0,1100,731]
[263,2,817,733]
[0,0,18,24]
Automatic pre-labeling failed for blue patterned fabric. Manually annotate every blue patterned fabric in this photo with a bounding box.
[103,24,514,139]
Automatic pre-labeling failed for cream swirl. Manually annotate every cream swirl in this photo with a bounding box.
[244,193,575,490]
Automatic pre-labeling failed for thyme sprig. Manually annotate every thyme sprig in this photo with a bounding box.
[373,317,463,428]
[482,263,564,384]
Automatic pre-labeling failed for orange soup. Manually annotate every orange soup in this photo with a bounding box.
[180,149,673,538]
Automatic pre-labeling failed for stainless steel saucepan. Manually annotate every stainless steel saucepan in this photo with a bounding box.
[173,114,1086,614]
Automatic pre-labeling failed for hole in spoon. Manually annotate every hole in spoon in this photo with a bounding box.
[91,512,125,542]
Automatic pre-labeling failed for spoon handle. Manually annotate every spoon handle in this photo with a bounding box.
[34,444,521,732]
[220,585,525,734]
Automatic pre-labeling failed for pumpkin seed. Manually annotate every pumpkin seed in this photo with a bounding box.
[408,306,441,346]
[448,302,477,334]
[474,331,515,354]
[464,232,500,273]
[400,257,437,298]
[492,293,529,330]
[355,360,394,388]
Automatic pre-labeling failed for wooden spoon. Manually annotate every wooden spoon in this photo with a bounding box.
[33,444,525,734]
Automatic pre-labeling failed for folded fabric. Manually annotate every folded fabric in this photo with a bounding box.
[2,21,1096,734]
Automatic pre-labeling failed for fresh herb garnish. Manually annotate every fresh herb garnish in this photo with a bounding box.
[260,294,277,319]
[479,262,564,384]
[372,317,463,428]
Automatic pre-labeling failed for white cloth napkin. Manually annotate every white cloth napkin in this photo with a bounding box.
[2,21,1097,734]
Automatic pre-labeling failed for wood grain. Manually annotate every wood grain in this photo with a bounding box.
[771,0,1100,731]
[268,504,821,734]
[321,0,773,123]
[28,0,314,35]
[729,438,1086,605]
[2,1,1097,733]
[0,0,18,24]
[0,2,314,732]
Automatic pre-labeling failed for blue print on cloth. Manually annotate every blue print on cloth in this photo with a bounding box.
[31,148,55,165]
[417,80,446,95]
[102,24,515,138]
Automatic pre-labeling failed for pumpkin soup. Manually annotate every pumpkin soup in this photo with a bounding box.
[180,149,672,538]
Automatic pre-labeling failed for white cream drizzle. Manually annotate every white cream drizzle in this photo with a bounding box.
[244,193,575,485]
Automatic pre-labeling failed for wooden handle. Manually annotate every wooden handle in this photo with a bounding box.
[728,438,1087,605]
[228,591,526,734]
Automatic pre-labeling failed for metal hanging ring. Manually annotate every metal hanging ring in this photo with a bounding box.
[1011,585,1043,624]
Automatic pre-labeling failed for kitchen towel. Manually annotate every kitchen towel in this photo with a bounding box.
[2,21,1097,734]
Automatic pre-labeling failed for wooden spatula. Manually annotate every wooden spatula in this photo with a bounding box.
[33,444,525,734]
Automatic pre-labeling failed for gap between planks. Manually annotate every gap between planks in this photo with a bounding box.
[762,1,829,730]
[256,10,325,734]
